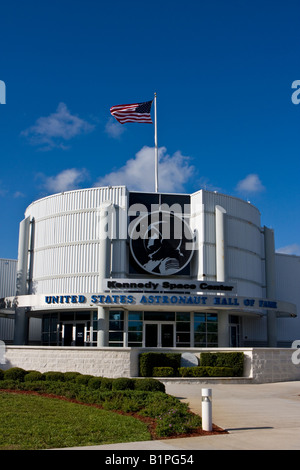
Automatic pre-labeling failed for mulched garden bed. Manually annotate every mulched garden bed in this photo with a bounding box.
[0,389,228,441]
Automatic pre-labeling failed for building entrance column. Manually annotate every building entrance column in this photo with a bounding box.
[218,311,230,347]
[97,306,109,346]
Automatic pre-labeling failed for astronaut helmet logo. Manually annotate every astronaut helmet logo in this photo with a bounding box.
[129,210,194,275]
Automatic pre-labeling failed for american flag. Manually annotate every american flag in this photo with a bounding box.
[110,100,153,124]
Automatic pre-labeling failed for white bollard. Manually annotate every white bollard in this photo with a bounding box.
[0,340,6,365]
[202,388,212,431]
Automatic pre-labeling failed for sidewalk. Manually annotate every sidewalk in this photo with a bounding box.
[61,381,300,450]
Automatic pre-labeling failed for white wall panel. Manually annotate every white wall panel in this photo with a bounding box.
[201,190,261,227]
[25,186,128,294]
[275,254,300,341]
[0,259,17,297]
[190,190,264,295]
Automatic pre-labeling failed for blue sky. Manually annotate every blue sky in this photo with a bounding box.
[1,0,300,260]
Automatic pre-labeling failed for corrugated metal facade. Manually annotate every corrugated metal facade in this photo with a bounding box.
[191,190,265,297]
[25,186,128,294]
[0,258,17,297]
[0,258,41,343]
[275,254,300,344]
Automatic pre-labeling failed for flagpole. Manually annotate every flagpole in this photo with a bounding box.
[154,92,158,193]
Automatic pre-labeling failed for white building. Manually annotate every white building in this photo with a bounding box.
[2,186,299,349]
[0,259,17,342]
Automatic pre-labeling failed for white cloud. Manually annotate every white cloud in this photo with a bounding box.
[276,244,300,256]
[94,146,195,192]
[13,191,25,198]
[21,103,95,150]
[40,168,89,193]
[105,117,125,139]
[236,174,265,194]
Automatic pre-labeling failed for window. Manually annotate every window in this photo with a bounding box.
[194,313,218,347]
[128,312,143,347]
[92,311,98,345]
[176,312,190,347]
[109,311,124,347]
[144,312,175,322]
[42,314,58,345]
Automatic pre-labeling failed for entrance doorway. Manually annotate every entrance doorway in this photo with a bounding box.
[144,322,175,348]
[63,324,73,346]
[230,324,239,347]
[62,323,86,346]
[229,315,240,347]
[75,324,85,346]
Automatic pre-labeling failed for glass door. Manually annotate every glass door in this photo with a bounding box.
[75,324,85,346]
[161,323,174,347]
[63,324,73,346]
[62,323,86,346]
[145,323,158,347]
[144,322,175,347]
[230,324,239,347]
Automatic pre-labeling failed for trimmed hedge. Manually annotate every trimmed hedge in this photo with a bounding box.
[178,366,234,377]
[75,374,94,385]
[200,352,244,377]
[152,367,174,377]
[134,378,165,393]
[99,378,114,390]
[88,377,103,389]
[139,351,244,378]
[43,371,65,382]
[4,367,27,381]
[63,372,82,382]
[112,378,135,391]
[24,371,45,382]
[139,353,181,377]
[0,368,166,393]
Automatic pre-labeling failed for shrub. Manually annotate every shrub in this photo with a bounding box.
[75,374,93,385]
[4,367,27,382]
[43,371,65,382]
[152,367,174,377]
[134,378,165,393]
[178,366,234,377]
[24,371,45,382]
[155,407,202,437]
[206,366,233,377]
[0,379,20,390]
[100,378,113,390]
[0,369,4,380]
[178,366,209,377]
[200,352,244,377]
[88,376,103,390]
[63,372,82,382]
[112,378,135,391]
[139,352,181,377]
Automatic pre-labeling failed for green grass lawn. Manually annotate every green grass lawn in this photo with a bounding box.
[0,392,151,450]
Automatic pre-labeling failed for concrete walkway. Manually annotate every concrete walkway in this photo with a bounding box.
[61,381,300,450]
